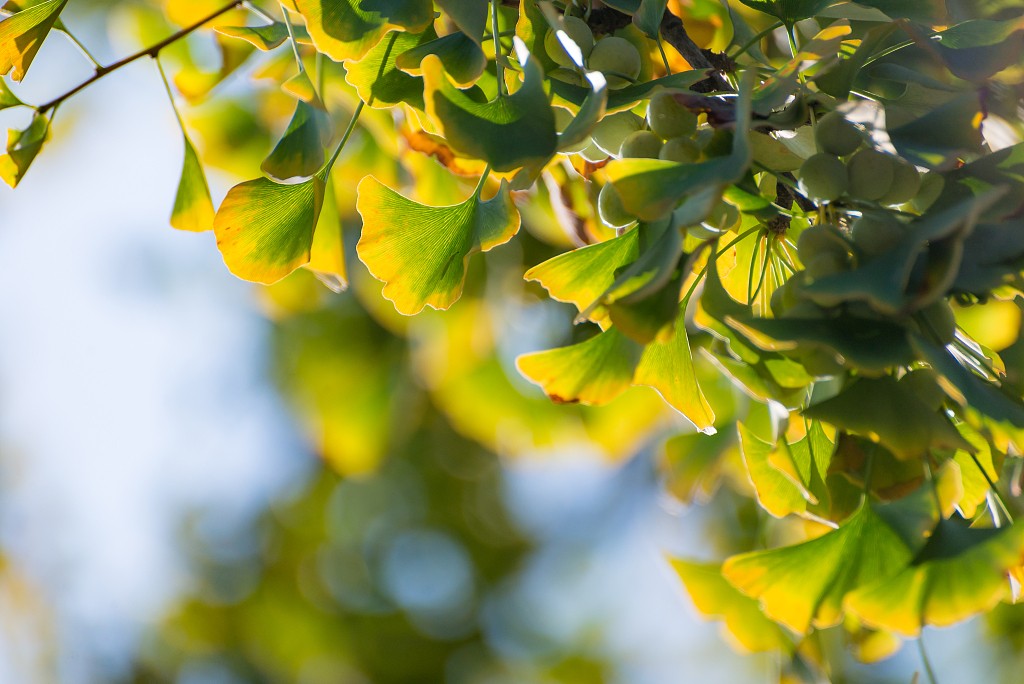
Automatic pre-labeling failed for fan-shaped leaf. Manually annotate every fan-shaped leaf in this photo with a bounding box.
[723,501,916,634]
[0,78,25,109]
[395,30,487,85]
[261,99,331,181]
[214,173,327,284]
[0,110,47,187]
[291,0,432,62]
[0,0,66,81]
[355,175,520,315]
[215,21,311,50]
[347,29,431,109]
[738,0,836,25]
[436,0,487,42]
[737,421,809,518]
[170,136,214,232]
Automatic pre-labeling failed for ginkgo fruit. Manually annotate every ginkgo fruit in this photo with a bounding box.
[798,153,847,201]
[544,16,595,67]
[554,108,591,154]
[647,92,698,139]
[814,111,862,156]
[912,172,945,212]
[847,149,895,201]
[598,182,636,229]
[591,111,644,155]
[659,136,701,163]
[619,130,663,159]
[851,213,906,257]
[796,224,847,264]
[879,156,921,206]
[588,36,641,89]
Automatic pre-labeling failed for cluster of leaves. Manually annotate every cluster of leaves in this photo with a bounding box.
[6,0,1024,676]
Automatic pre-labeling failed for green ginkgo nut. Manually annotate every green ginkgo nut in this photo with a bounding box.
[805,251,849,279]
[847,149,896,201]
[659,136,701,163]
[798,153,848,201]
[591,111,644,155]
[598,182,636,229]
[879,157,921,206]
[911,172,945,212]
[797,224,847,264]
[899,368,945,411]
[814,111,862,156]
[544,17,595,67]
[647,92,698,139]
[851,213,906,257]
[619,130,663,159]
[704,202,740,231]
[588,36,641,90]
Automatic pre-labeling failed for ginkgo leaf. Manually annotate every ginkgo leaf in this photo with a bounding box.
[0,78,25,109]
[803,377,972,459]
[846,520,1024,636]
[737,421,809,518]
[395,30,487,86]
[738,0,837,25]
[346,29,430,109]
[422,48,558,172]
[436,0,488,42]
[215,21,311,51]
[290,0,432,62]
[170,136,214,232]
[671,559,792,653]
[0,0,66,81]
[214,172,327,284]
[524,229,640,321]
[261,99,331,181]
[355,175,520,315]
[550,71,709,113]
[634,303,716,432]
[723,501,916,634]
[305,181,346,291]
[0,110,47,187]
[517,327,642,405]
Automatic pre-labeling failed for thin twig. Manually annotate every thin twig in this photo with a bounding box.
[36,1,243,113]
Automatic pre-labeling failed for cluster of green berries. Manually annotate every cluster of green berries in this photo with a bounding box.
[544,17,641,89]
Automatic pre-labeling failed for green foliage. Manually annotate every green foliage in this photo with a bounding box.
[9,0,1024,677]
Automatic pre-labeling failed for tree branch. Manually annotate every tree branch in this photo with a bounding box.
[36,1,242,113]
[658,11,732,93]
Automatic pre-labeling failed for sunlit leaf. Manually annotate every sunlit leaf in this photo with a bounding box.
[846,520,1024,636]
[0,78,25,109]
[346,29,430,109]
[517,327,642,405]
[423,49,557,172]
[932,17,1024,82]
[738,0,836,25]
[291,0,432,62]
[0,110,47,187]
[671,560,792,653]
[0,0,66,81]
[723,501,917,634]
[888,94,984,168]
[737,421,809,518]
[214,173,327,284]
[305,181,346,290]
[261,99,332,181]
[215,21,311,51]
[436,0,488,43]
[634,0,668,38]
[170,135,214,232]
[395,30,487,85]
[355,175,520,315]
[550,71,709,114]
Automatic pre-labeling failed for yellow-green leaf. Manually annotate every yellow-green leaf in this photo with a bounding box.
[0,109,47,187]
[215,21,311,51]
[671,559,791,653]
[723,501,915,634]
[355,175,520,315]
[846,520,1024,636]
[291,0,432,63]
[0,0,65,81]
[214,173,327,284]
[345,29,430,109]
[0,78,25,109]
[737,421,808,518]
[517,327,642,405]
[261,99,331,181]
[170,136,214,232]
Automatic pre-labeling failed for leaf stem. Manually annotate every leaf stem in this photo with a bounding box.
[728,20,783,60]
[969,451,1014,526]
[917,635,940,684]
[656,37,673,75]
[491,0,506,96]
[35,1,243,114]
[154,56,186,133]
[474,165,492,198]
[280,3,305,72]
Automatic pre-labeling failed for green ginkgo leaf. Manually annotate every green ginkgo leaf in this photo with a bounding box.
[261,99,332,181]
[0,110,47,187]
[305,181,346,291]
[0,78,25,109]
[214,172,327,284]
[723,500,916,634]
[888,93,984,168]
[436,0,488,42]
[524,228,640,322]
[932,17,1024,81]
[0,0,66,81]
[550,71,709,114]
[517,327,642,405]
[170,136,214,232]
[423,48,558,172]
[215,21,311,51]
[396,30,487,85]
[846,519,1024,636]
[290,0,432,62]
[671,560,792,653]
[739,0,837,25]
[737,421,809,518]
[346,29,431,109]
[803,376,973,459]
[634,302,716,432]
[355,174,521,315]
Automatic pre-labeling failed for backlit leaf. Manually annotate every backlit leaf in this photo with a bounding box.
[0,78,24,109]
[436,0,488,43]
[0,110,47,187]
[517,327,642,405]
[723,501,916,634]
[214,173,327,284]
[215,21,311,51]
[346,29,430,109]
[355,175,520,315]
[170,136,214,232]
[261,99,332,181]
[737,421,809,518]
[738,0,837,25]
[0,0,66,81]
[395,30,487,85]
[291,0,432,62]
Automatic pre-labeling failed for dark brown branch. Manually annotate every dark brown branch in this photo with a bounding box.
[658,11,732,93]
[36,1,242,113]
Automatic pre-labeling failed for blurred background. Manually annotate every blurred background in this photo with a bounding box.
[2,1,1024,683]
